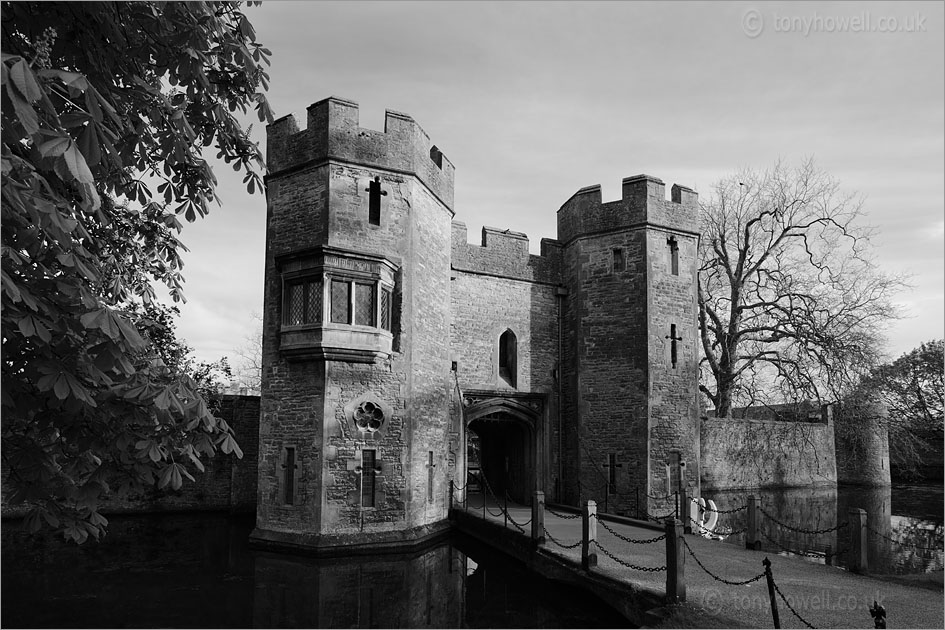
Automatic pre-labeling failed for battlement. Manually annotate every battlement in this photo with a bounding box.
[267,96,455,209]
[451,221,560,284]
[556,174,699,244]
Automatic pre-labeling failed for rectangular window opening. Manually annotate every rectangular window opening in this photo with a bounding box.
[608,453,617,495]
[355,282,376,326]
[427,451,435,504]
[668,236,679,276]
[361,449,377,508]
[380,288,392,331]
[283,278,323,327]
[331,279,351,324]
[283,447,296,505]
[613,248,625,273]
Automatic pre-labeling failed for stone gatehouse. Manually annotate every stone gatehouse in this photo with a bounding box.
[252,97,700,550]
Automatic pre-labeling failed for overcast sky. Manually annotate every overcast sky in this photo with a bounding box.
[167,1,944,371]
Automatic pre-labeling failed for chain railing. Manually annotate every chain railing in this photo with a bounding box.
[478,474,507,518]
[769,567,817,629]
[455,486,912,616]
[759,506,848,535]
[867,525,945,552]
[545,505,582,520]
[759,529,831,559]
[595,515,666,544]
[592,539,666,572]
[682,538,767,586]
[541,524,584,550]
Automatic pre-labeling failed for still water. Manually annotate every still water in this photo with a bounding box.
[1,512,628,629]
[701,483,944,574]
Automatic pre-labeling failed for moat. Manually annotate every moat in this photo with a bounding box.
[2,483,941,628]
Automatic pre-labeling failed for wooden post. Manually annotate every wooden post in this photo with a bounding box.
[825,544,833,566]
[681,487,691,534]
[504,490,508,528]
[635,487,641,520]
[532,491,545,545]
[582,500,597,570]
[849,507,868,573]
[665,518,686,603]
[746,495,759,550]
[763,557,781,629]
[449,480,454,512]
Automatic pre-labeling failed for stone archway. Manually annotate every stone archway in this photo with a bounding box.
[463,395,543,505]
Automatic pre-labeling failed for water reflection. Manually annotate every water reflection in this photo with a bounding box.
[701,484,944,574]
[1,513,628,629]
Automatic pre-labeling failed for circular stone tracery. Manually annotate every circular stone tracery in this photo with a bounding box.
[354,400,385,433]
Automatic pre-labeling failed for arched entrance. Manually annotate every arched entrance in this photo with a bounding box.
[464,396,542,505]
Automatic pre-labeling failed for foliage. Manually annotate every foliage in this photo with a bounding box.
[698,159,905,417]
[862,340,944,476]
[1,1,271,542]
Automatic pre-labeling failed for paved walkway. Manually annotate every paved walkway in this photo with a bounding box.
[454,495,944,629]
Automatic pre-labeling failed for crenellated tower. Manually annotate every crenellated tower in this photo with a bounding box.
[253,97,455,550]
[557,175,701,516]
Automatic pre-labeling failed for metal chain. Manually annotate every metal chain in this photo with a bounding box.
[592,540,666,572]
[546,506,582,520]
[759,529,830,559]
[759,506,848,535]
[647,509,676,521]
[688,517,748,538]
[451,479,469,492]
[507,511,532,530]
[645,491,674,501]
[772,577,817,629]
[595,516,666,544]
[542,524,583,549]
[700,503,747,514]
[478,475,507,517]
[682,538,767,586]
[867,525,945,552]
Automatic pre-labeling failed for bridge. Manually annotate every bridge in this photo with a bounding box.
[449,481,944,628]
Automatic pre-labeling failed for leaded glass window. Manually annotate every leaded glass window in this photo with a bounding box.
[380,288,392,332]
[331,279,350,324]
[355,282,375,326]
[283,278,322,326]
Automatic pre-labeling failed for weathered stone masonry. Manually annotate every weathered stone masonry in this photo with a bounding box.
[254,97,702,549]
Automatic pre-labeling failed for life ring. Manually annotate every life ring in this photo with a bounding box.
[692,497,719,535]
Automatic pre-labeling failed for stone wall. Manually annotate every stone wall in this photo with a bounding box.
[256,97,455,549]
[449,222,562,496]
[558,175,701,516]
[701,414,837,490]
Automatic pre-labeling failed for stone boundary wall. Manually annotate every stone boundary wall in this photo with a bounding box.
[1,394,260,518]
[700,415,837,491]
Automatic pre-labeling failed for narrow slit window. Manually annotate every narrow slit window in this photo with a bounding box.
[667,236,679,276]
[365,176,387,226]
[498,329,517,388]
[608,453,617,495]
[427,451,435,503]
[361,449,377,508]
[612,248,625,273]
[283,447,296,505]
[331,279,351,324]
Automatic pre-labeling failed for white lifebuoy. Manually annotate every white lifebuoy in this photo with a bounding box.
[690,496,720,537]
[703,499,719,532]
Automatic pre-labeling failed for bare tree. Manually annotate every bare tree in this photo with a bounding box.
[698,159,906,417]
[232,312,263,395]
